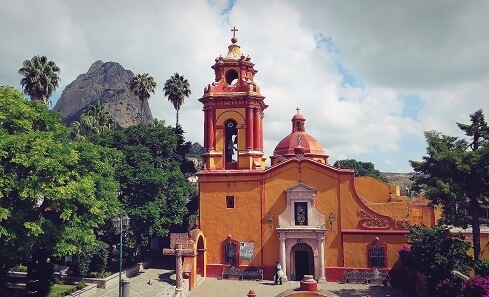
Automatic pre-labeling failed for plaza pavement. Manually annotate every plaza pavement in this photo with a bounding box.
[94,263,415,297]
[188,278,416,297]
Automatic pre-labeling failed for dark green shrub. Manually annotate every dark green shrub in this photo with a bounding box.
[407,225,471,295]
[75,282,87,290]
[72,241,109,277]
[26,250,55,295]
[436,275,463,296]
[475,259,489,277]
[12,264,28,272]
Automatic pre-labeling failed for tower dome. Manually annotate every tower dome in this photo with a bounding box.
[270,111,329,166]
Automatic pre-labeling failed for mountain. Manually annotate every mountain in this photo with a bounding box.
[380,172,415,191]
[53,60,152,127]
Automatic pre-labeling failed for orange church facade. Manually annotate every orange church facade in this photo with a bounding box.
[196,34,435,282]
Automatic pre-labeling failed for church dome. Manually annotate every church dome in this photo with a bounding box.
[271,111,329,166]
[273,131,325,156]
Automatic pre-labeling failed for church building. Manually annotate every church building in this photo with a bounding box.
[195,31,435,283]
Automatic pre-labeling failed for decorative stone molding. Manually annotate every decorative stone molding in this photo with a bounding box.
[357,210,391,230]
[395,219,410,230]
[278,183,325,227]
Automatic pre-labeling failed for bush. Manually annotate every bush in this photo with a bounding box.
[12,264,28,272]
[75,282,87,291]
[436,275,463,296]
[475,260,489,277]
[407,225,471,295]
[398,245,413,268]
[461,276,489,297]
[72,241,109,277]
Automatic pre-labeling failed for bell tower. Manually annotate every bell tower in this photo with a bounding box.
[199,28,267,170]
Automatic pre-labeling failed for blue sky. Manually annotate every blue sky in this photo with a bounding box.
[1,0,488,172]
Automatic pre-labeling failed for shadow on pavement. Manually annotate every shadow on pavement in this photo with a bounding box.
[330,285,415,297]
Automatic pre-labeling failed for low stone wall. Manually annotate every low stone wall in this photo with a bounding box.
[7,259,153,294]
[66,283,98,297]
[60,259,152,288]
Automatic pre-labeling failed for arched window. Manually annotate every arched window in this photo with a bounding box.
[222,236,239,265]
[296,121,302,131]
[367,238,387,268]
[225,120,238,165]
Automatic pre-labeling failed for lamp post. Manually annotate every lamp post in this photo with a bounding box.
[112,214,130,297]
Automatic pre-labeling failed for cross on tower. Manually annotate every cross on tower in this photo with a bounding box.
[296,107,300,114]
[231,26,239,38]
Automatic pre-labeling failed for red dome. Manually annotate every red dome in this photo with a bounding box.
[292,113,305,120]
[273,131,326,156]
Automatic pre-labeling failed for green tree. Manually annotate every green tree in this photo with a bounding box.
[410,110,489,261]
[163,73,191,127]
[407,225,471,295]
[70,102,116,141]
[129,73,156,124]
[91,121,196,247]
[18,55,61,106]
[457,109,489,151]
[333,159,388,183]
[0,86,121,294]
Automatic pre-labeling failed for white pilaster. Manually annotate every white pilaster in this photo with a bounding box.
[279,233,288,282]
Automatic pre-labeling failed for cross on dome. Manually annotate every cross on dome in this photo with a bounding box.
[231,26,238,37]
[296,107,300,114]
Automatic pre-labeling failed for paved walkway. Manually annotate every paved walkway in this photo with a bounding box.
[95,263,179,297]
[95,265,416,297]
[188,278,415,297]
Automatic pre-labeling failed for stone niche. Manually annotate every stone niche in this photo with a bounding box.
[278,183,325,228]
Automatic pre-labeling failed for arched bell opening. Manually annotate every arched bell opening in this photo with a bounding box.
[225,119,238,169]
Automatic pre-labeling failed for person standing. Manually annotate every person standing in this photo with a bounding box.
[275,260,283,285]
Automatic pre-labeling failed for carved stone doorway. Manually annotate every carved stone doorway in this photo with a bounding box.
[291,243,314,281]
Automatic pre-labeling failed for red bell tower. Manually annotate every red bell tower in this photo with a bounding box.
[199,28,267,170]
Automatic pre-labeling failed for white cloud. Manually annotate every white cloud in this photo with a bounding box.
[1,0,488,173]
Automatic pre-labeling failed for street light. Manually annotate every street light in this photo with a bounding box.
[112,214,130,297]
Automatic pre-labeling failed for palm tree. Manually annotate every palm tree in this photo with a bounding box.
[70,102,116,141]
[129,73,156,124]
[163,73,191,127]
[18,55,61,106]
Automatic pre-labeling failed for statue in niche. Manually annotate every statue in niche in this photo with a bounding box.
[295,202,307,225]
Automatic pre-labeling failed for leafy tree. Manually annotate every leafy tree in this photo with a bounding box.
[457,109,489,151]
[0,86,121,294]
[188,142,204,156]
[129,73,156,124]
[333,159,388,183]
[407,225,471,295]
[90,121,196,247]
[163,73,191,127]
[175,125,198,177]
[18,55,61,106]
[70,102,116,141]
[410,110,489,261]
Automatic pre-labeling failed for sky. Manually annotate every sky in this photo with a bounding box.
[1,0,488,172]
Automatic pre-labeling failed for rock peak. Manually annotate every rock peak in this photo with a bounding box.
[53,61,152,128]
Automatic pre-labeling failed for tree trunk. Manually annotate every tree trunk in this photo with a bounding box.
[140,100,144,124]
[176,110,179,127]
[471,201,481,262]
